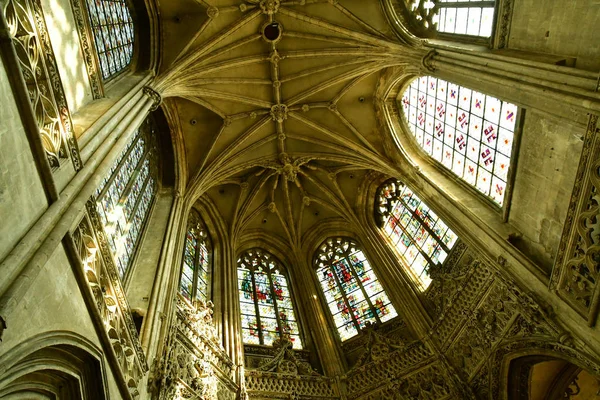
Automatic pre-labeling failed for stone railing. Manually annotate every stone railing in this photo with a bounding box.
[73,214,148,398]
[152,295,237,400]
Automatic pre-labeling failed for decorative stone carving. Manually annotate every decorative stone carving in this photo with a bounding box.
[144,86,163,111]
[270,104,288,123]
[69,0,104,99]
[259,0,280,15]
[495,0,515,49]
[553,115,600,325]
[73,215,148,398]
[3,0,82,170]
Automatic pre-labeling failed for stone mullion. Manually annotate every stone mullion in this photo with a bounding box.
[358,224,433,339]
[292,255,346,377]
[342,252,382,325]
[325,258,361,332]
[249,268,264,345]
[398,197,452,254]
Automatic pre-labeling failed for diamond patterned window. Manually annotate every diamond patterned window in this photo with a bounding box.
[85,0,135,80]
[314,237,398,342]
[401,76,518,206]
[179,211,211,303]
[238,249,303,349]
[376,179,458,290]
[94,117,157,279]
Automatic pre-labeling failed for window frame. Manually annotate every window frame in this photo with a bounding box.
[179,210,212,305]
[237,248,304,349]
[397,75,524,220]
[313,237,399,343]
[375,179,460,290]
[93,116,158,283]
[70,0,138,97]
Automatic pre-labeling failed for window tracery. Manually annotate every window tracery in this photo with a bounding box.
[376,179,458,290]
[94,116,158,279]
[84,0,135,80]
[407,0,495,38]
[179,210,211,303]
[401,76,518,206]
[237,249,302,349]
[314,238,398,341]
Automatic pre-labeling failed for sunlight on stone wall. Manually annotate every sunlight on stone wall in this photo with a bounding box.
[41,0,93,114]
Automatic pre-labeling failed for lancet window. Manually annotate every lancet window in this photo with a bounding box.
[179,210,211,303]
[376,179,458,290]
[84,0,135,80]
[408,1,495,38]
[401,76,518,206]
[314,238,398,342]
[237,249,302,349]
[94,117,158,279]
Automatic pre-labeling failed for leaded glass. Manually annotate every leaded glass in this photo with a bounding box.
[237,249,303,349]
[314,237,398,341]
[401,76,518,206]
[377,179,458,290]
[178,210,212,303]
[85,0,135,80]
[94,117,158,279]
[431,1,495,37]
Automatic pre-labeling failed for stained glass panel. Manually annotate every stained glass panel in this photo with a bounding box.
[237,249,302,348]
[315,237,398,341]
[86,0,134,80]
[95,118,157,280]
[377,179,459,290]
[402,77,517,206]
[178,211,212,303]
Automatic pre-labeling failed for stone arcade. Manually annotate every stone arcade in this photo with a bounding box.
[0,0,599,399]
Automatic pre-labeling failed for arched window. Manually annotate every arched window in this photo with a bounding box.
[237,249,302,349]
[401,76,518,206]
[376,179,458,290]
[85,0,135,80]
[314,238,398,341]
[179,210,211,303]
[409,1,495,38]
[94,116,157,279]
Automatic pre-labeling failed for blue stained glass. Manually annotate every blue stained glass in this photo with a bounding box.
[86,0,134,80]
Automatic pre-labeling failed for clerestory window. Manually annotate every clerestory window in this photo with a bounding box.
[408,0,495,38]
[314,237,398,342]
[84,0,135,80]
[94,116,157,279]
[237,249,303,349]
[376,179,458,290]
[401,76,518,206]
[179,210,211,303]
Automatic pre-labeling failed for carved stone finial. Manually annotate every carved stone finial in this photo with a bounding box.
[143,87,162,111]
[422,50,438,72]
[206,6,219,18]
[260,0,280,15]
[270,104,288,123]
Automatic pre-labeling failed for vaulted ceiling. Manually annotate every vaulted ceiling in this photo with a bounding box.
[155,0,425,247]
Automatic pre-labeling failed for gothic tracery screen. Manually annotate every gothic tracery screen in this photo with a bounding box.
[238,249,302,349]
[376,180,458,290]
[85,0,135,80]
[401,76,518,206]
[179,210,211,303]
[314,238,398,341]
[94,117,157,279]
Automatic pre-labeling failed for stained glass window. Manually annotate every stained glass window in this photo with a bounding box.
[179,210,211,303]
[85,0,135,80]
[238,249,302,349]
[376,179,458,290]
[314,238,398,342]
[401,76,518,206]
[431,1,495,37]
[94,116,157,279]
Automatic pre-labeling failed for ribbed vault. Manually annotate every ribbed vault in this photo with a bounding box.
[154,0,427,248]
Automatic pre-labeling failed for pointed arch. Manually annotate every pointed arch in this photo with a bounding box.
[313,237,398,341]
[400,76,520,207]
[237,248,303,349]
